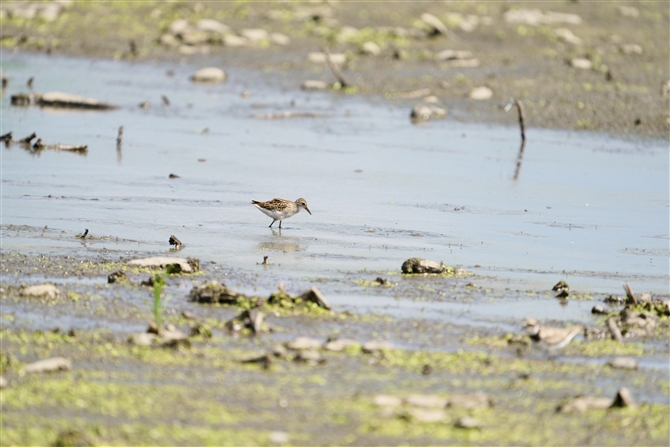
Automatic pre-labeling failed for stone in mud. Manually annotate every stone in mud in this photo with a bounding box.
[362,340,394,353]
[571,58,593,70]
[469,86,493,100]
[620,307,659,330]
[22,284,61,300]
[270,32,290,46]
[552,280,570,298]
[128,256,198,273]
[405,394,448,408]
[611,387,636,408]
[401,257,446,274]
[272,344,289,358]
[448,393,493,409]
[107,270,126,284]
[294,350,323,364]
[591,305,607,315]
[24,357,71,374]
[40,91,117,110]
[189,281,250,305]
[196,19,230,35]
[241,28,268,42]
[323,338,360,352]
[300,287,331,310]
[190,67,227,83]
[128,332,156,346]
[268,431,289,445]
[225,309,266,334]
[455,416,481,429]
[558,396,613,413]
[222,34,248,47]
[361,41,381,56]
[608,357,638,370]
[410,105,448,122]
[301,80,329,91]
[621,44,643,55]
[373,395,402,408]
[286,337,322,351]
[420,13,449,37]
[180,30,210,46]
[0,376,7,389]
[605,294,625,304]
[402,407,446,423]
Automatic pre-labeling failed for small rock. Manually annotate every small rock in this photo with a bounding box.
[455,416,481,429]
[269,32,290,46]
[128,256,198,273]
[180,30,210,46]
[361,41,381,56]
[189,281,247,305]
[160,34,179,47]
[241,28,268,42]
[420,12,449,36]
[611,387,636,408]
[591,305,607,315]
[272,344,289,358]
[448,393,493,409]
[24,357,71,374]
[559,396,613,413]
[22,284,61,300]
[286,336,322,351]
[571,58,593,70]
[405,394,448,408]
[605,295,625,304]
[401,258,446,274]
[190,67,227,83]
[300,286,331,310]
[301,80,329,91]
[307,52,346,64]
[621,44,643,55]
[128,333,156,346]
[107,270,126,284]
[469,86,493,100]
[608,357,638,370]
[268,431,289,444]
[0,376,7,389]
[552,280,570,298]
[434,49,473,61]
[362,340,394,353]
[423,95,439,104]
[168,19,190,35]
[323,338,360,352]
[402,408,446,423]
[373,395,402,407]
[241,353,273,369]
[554,28,582,45]
[410,105,448,122]
[337,26,359,42]
[196,19,230,35]
[294,350,323,364]
[222,34,248,47]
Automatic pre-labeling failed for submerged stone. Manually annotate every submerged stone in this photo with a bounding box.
[362,340,394,353]
[24,357,71,374]
[190,67,227,83]
[286,337,322,351]
[401,258,446,274]
[128,256,198,273]
[22,284,61,300]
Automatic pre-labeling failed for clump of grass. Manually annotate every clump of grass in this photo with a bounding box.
[147,272,168,329]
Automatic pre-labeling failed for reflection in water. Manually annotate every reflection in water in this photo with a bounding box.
[513,139,526,181]
[258,230,306,252]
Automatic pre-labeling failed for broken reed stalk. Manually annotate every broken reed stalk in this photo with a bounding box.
[513,139,526,181]
[623,282,637,305]
[324,48,349,88]
[116,126,124,145]
[514,98,526,142]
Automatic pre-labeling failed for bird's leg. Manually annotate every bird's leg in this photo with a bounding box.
[279,220,283,229]
[269,220,276,228]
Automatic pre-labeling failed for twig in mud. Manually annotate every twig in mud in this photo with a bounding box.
[504,98,526,142]
[27,77,34,89]
[129,40,138,58]
[162,95,170,106]
[116,126,124,145]
[623,282,637,305]
[19,132,37,144]
[513,140,526,181]
[78,229,89,239]
[324,48,349,88]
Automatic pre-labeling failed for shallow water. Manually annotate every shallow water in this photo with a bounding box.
[2,53,668,306]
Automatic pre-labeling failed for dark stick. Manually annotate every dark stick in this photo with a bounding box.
[513,139,526,181]
[116,126,124,145]
[19,132,36,144]
[514,98,526,142]
[0,132,12,142]
[324,48,349,88]
[27,77,34,89]
[161,95,170,106]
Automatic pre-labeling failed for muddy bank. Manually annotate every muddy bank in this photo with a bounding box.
[1,1,668,138]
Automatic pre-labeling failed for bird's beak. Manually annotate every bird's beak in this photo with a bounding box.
[305,207,312,215]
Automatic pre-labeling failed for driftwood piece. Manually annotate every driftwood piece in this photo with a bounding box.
[324,48,349,88]
[32,139,88,153]
[169,235,183,248]
[623,282,637,305]
[11,91,117,110]
[0,132,12,142]
[19,132,37,144]
[607,317,623,341]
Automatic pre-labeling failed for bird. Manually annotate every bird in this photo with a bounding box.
[250,198,311,229]
[524,318,583,350]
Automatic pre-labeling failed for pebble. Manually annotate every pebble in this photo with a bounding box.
[286,337,322,351]
[270,33,290,46]
[22,284,61,300]
[608,357,638,370]
[405,394,448,408]
[420,13,449,36]
[307,52,346,64]
[448,393,492,409]
[268,431,289,444]
[24,357,71,374]
[241,28,268,42]
[301,80,329,91]
[554,28,582,45]
[455,416,481,429]
[591,305,607,315]
[403,408,446,423]
[222,34,248,47]
[196,19,230,35]
[362,340,394,353]
[128,256,197,272]
[323,338,360,352]
[469,86,493,100]
[168,19,190,35]
[190,67,227,84]
[571,58,593,70]
[423,95,439,104]
[373,395,402,408]
[611,387,636,408]
[0,376,7,389]
[559,396,612,413]
[361,41,381,56]
[294,350,322,364]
